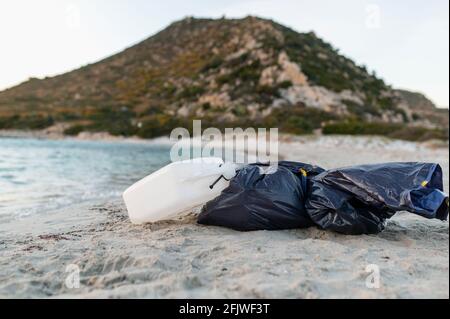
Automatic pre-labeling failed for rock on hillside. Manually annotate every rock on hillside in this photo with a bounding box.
[395,90,449,129]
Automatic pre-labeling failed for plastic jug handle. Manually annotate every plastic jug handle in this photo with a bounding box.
[180,162,237,182]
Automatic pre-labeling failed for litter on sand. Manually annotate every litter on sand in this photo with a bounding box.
[123,158,449,235]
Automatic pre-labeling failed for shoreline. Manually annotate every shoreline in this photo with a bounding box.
[0,128,172,145]
[1,128,449,150]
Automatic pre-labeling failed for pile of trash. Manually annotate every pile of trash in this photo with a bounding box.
[124,159,449,235]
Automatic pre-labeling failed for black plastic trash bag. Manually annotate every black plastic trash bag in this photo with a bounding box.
[306,162,449,235]
[197,162,324,231]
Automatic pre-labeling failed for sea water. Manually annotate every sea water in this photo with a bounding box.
[0,137,171,218]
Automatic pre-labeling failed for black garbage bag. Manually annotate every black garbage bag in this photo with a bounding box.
[197,162,325,231]
[306,162,449,235]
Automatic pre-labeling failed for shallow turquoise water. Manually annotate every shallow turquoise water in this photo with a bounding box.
[0,138,171,217]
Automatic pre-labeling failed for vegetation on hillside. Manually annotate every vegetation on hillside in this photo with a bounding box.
[322,120,448,142]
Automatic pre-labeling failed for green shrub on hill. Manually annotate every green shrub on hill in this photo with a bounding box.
[389,126,449,142]
[136,114,186,138]
[263,106,338,135]
[177,86,206,99]
[323,120,448,141]
[64,124,85,136]
[0,114,54,130]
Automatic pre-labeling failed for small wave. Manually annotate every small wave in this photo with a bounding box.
[0,174,15,180]
[0,167,26,172]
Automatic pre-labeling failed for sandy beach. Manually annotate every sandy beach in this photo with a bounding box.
[0,135,448,298]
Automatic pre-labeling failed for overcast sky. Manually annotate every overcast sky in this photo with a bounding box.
[0,0,448,107]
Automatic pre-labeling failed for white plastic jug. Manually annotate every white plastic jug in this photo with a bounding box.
[123,157,237,224]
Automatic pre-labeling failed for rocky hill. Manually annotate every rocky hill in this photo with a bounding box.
[396,90,449,128]
[0,16,447,141]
